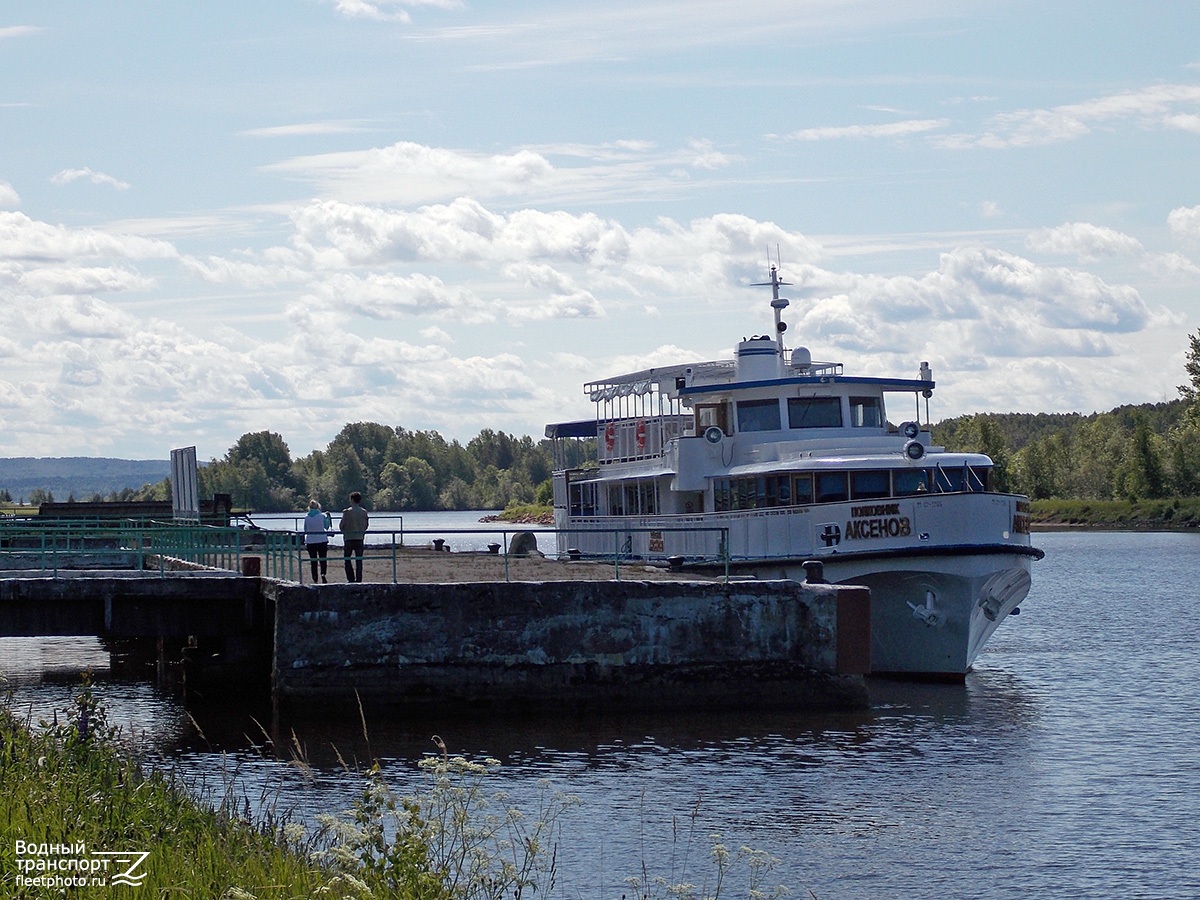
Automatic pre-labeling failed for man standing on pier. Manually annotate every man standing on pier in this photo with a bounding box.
[339,491,369,582]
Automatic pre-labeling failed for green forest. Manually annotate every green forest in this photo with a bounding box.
[8,330,1200,515]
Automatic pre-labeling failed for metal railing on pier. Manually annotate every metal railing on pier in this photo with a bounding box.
[0,517,730,583]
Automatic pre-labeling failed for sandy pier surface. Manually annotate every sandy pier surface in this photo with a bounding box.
[299,546,716,584]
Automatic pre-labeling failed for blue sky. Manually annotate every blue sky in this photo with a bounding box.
[2,1,1199,460]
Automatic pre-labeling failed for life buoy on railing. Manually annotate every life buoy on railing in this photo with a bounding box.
[635,420,646,451]
[604,423,616,452]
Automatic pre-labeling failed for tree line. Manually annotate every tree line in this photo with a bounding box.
[196,424,563,513]
[935,328,1200,501]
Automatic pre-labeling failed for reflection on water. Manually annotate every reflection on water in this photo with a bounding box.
[4,531,1200,898]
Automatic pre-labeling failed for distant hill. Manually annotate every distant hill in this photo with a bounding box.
[0,457,171,501]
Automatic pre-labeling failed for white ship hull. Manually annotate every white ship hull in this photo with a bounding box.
[555,492,1038,678]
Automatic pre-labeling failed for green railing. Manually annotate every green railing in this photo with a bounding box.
[0,518,731,583]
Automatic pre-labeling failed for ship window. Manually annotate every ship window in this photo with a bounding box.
[713,479,730,511]
[775,475,791,505]
[792,473,813,505]
[893,469,929,496]
[569,481,599,516]
[850,470,890,500]
[816,472,849,503]
[849,396,882,427]
[696,403,729,436]
[968,466,990,491]
[788,397,842,428]
[736,399,781,433]
[933,465,965,493]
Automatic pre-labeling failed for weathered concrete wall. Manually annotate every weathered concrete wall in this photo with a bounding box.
[271,579,870,713]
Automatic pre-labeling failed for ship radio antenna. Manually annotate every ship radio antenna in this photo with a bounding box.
[752,256,792,352]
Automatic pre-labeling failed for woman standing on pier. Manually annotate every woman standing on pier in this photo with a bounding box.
[302,500,333,583]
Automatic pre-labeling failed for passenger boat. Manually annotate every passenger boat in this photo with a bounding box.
[545,266,1043,678]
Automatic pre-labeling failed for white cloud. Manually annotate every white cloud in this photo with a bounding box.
[0,181,19,208]
[310,271,495,322]
[267,141,554,205]
[0,211,177,262]
[328,0,460,23]
[1168,204,1200,243]
[936,83,1200,149]
[782,118,950,142]
[0,26,44,40]
[242,121,376,138]
[1026,223,1144,260]
[51,168,132,190]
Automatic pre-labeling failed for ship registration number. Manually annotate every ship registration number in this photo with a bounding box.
[845,503,911,540]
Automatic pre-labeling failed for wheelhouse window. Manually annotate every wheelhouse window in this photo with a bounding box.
[710,462,993,511]
[849,396,882,427]
[695,403,729,436]
[850,470,890,500]
[788,396,842,429]
[736,398,781,433]
[893,469,929,496]
[931,465,990,493]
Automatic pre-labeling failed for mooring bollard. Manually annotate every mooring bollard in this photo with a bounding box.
[801,559,825,583]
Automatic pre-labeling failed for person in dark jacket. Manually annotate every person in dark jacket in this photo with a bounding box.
[339,491,369,582]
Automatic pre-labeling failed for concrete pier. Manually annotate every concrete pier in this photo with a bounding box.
[2,556,871,712]
[269,579,871,714]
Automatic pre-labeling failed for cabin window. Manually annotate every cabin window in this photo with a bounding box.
[619,481,658,515]
[969,466,990,491]
[851,470,890,500]
[713,479,730,511]
[849,396,882,427]
[568,481,599,516]
[893,469,929,496]
[788,396,843,428]
[792,473,813,505]
[736,399,781,433]
[815,472,849,503]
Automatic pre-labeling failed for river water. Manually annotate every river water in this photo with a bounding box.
[3,529,1199,898]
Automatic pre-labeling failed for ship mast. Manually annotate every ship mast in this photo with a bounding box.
[752,263,792,353]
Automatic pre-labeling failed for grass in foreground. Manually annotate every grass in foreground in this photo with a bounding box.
[1,684,789,899]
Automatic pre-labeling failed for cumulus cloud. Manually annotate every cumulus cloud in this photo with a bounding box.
[267,142,554,205]
[0,211,176,262]
[310,271,494,323]
[1026,223,1144,260]
[792,247,1153,367]
[0,181,19,208]
[1168,204,1200,243]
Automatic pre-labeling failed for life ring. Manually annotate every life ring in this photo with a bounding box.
[604,423,616,452]
[635,420,646,450]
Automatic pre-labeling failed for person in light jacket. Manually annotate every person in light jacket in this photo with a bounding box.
[339,491,369,583]
[302,499,332,583]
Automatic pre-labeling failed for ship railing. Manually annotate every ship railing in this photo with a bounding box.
[597,414,689,465]
[554,524,730,580]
